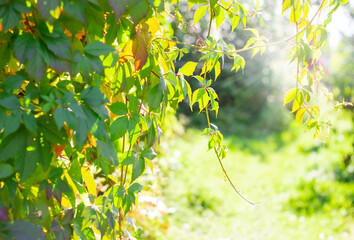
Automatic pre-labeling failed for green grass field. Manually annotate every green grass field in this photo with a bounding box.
[135,115,354,240]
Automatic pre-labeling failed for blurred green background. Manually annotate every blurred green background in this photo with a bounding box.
[127,1,354,239]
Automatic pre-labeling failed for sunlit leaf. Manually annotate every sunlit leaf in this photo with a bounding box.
[193,5,208,25]
[81,167,96,196]
[179,62,198,76]
[283,88,297,106]
[295,108,306,123]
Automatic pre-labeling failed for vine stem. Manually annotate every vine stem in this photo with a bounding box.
[203,64,258,205]
[213,147,259,205]
[207,0,213,38]
[205,107,258,205]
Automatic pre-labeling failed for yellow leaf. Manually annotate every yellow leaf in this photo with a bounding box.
[292,91,303,112]
[64,170,79,195]
[290,0,301,23]
[283,88,297,106]
[81,167,96,196]
[108,175,119,185]
[179,61,198,76]
[214,61,221,80]
[61,196,71,208]
[295,108,306,123]
[194,5,208,25]
[144,17,161,35]
[119,39,134,63]
[158,55,169,74]
[313,126,321,139]
[312,106,320,117]
[88,134,97,147]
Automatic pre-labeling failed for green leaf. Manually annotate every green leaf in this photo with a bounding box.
[141,147,157,160]
[85,2,105,38]
[39,22,72,60]
[147,0,164,12]
[147,85,163,110]
[131,157,145,182]
[283,88,297,105]
[191,88,210,113]
[121,151,136,165]
[73,51,105,77]
[38,139,52,169]
[193,5,208,25]
[0,4,22,30]
[127,0,149,25]
[53,107,77,129]
[109,0,128,22]
[179,62,198,76]
[109,102,128,116]
[81,87,104,106]
[4,111,21,136]
[231,55,245,72]
[37,115,67,145]
[128,182,143,194]
[37,0,61,21]
[128,113,141,144]
[2,75,25,93]
[26,45,46,82]
[0,95,20,110]
[0,128,26,161]
[53,107,66,130]
[63,0,86,23]
[84,41,115,57]
[97,140,119,166]
[105,13,118,45]
[14,33,37,63]
[191,88,206,106]
[23,112,37,134]
[6,220,46,240]
[40,42,72,74]
[0,163,14,178]
[15,138,39,182]
[110,116,128,141]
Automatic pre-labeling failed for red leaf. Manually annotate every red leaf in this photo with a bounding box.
[50,219,61,232]
[46,185,53,200]
[133,32,148,71]
[0,207,10,221]
[54,144,66,157]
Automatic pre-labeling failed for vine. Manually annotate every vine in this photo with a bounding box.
[0,0,350,239]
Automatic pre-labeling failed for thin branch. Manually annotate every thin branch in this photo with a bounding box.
[203,71,258,205]
[207,0,213,38]
[213,147,260,205]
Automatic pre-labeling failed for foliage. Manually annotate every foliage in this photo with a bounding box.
[0,0,349,239]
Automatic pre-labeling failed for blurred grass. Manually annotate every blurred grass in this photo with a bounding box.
[135,111,354,240]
